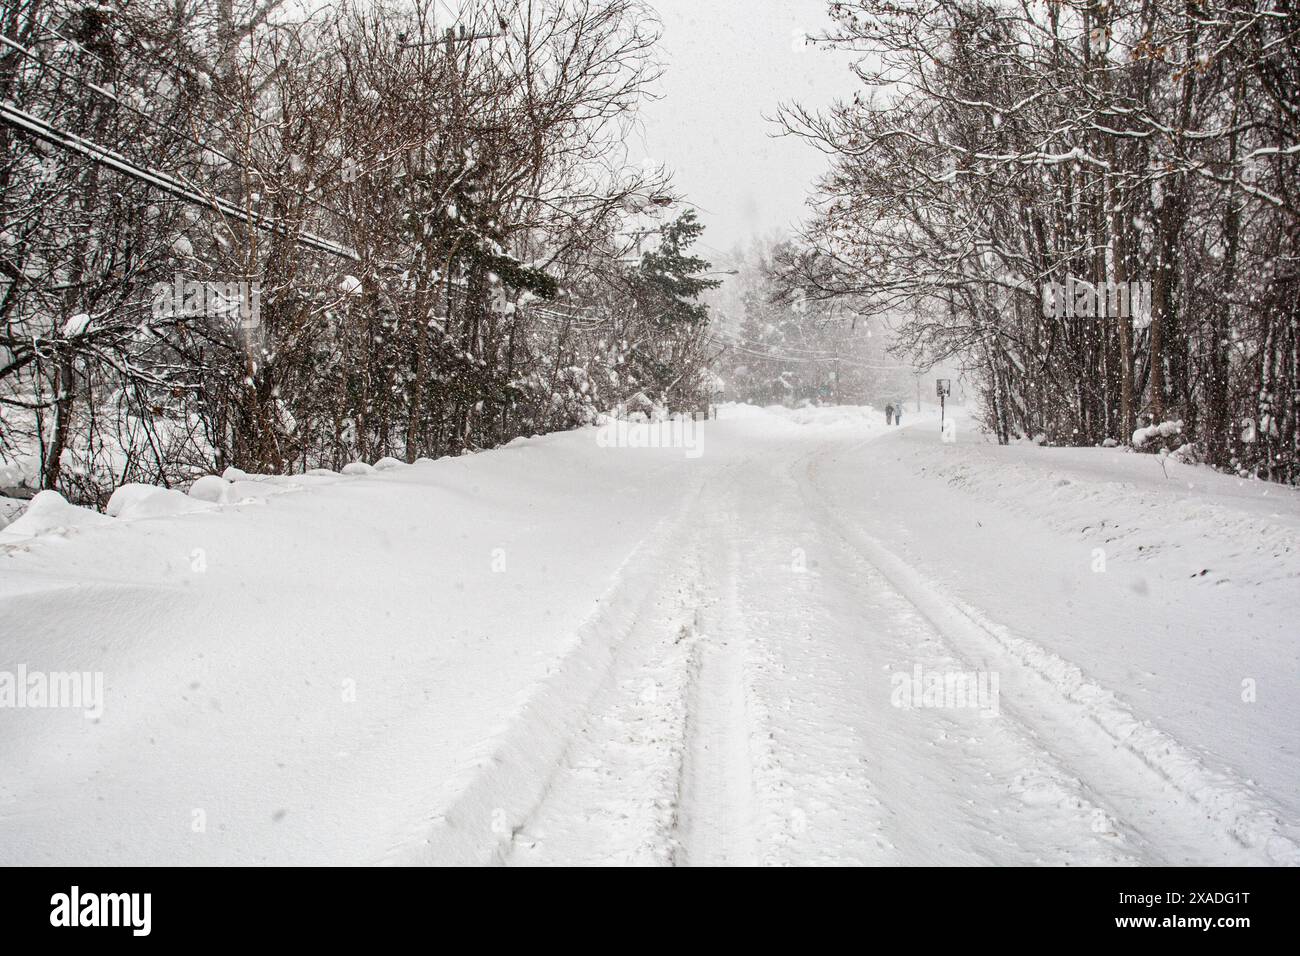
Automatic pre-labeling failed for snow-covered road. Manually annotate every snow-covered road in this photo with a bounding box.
[2,405,1297,865]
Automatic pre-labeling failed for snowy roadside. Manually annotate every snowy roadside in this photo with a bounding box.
[0,425,713,865]
[816,407,1300,841]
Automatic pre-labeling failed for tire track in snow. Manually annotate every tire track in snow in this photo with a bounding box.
[508,429,1130,865]
[670,507,760,866]
[800,440,1300,865]
[723,439,1129,864]
[510,429,1125,865]
[504,538,705,866]
[385,475,713,865]
[496,422,1277,865]
[502,457,760,866]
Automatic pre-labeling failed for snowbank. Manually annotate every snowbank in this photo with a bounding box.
[0,437,704,864]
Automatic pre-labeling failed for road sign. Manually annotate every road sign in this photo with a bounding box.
[936,379,952,435]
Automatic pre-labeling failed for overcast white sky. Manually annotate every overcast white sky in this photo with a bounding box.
[631,0,858,259]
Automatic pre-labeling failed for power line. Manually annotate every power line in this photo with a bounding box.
[1,33,248,192]
[19,27,348,223]
[706,331,913,371]
[436,0,466,26]
[709,327,868,357]
[0,100,359,261]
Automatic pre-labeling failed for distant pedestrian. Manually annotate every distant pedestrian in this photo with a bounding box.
[885,403,895,425]
[894,404,903,426]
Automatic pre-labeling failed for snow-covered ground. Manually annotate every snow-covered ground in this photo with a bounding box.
[1,404,1297,865]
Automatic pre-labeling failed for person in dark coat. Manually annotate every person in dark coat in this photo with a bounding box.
[885,403,895,425]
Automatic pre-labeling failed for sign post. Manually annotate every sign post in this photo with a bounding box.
[936,378,951,435]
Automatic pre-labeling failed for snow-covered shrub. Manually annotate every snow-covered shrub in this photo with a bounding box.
[1133,419,1184,452]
